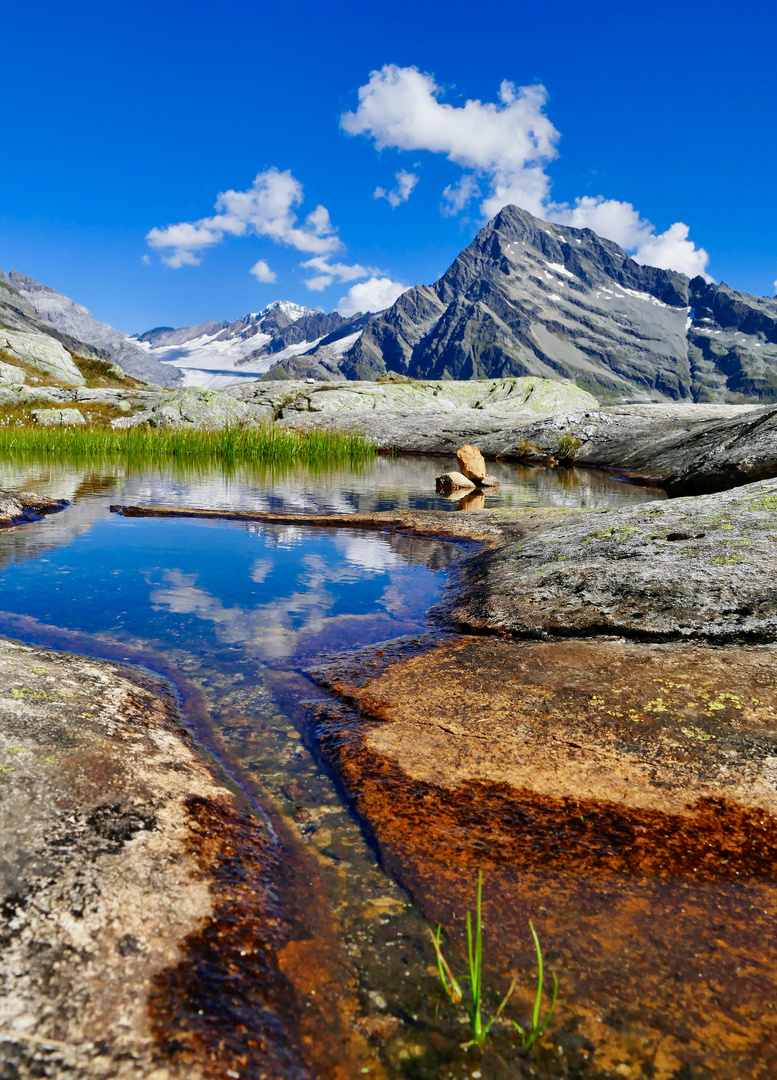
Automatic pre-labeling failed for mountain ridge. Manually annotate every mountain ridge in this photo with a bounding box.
[280,205,777,402]
[4,206,777,400]
[0,269,181,386]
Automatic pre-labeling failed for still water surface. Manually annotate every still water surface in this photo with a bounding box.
[0,456,667,1078]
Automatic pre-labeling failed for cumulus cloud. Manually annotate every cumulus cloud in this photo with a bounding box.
[249,259,276,283]
[374,169,419,208]
[146,167,341,268]
[337,276,407,316]
[301,255,379,291]
[343,65,711,279]
[342,65,558,217]
[442,174,480,217]
[550,197,710,279]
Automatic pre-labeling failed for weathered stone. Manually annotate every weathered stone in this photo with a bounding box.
[480,474,499,488]
[0,637,380,1080]
[456,443,487,482]
[123,387,264,429]
[435,471,476,492]
[451,475,777,644]
[0,489,68,526]
[31,406,86,427]
[0,359,25,385]
[0,329,86,385]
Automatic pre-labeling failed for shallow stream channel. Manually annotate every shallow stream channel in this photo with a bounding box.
[0,455,670,1079]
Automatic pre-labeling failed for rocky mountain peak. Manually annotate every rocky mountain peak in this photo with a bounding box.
[275,205,777,402]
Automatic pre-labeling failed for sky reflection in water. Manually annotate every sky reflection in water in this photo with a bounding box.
[0,515,451,663]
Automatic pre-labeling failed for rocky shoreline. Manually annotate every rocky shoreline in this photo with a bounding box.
[0,638,382,1080]
[0,489,67,527]
[109,474,777,1077]
[4,368,777,496]
[4,422,777,1076]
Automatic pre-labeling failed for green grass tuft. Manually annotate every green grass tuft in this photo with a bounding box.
[429,870,558,1050]
[0,421,375,468]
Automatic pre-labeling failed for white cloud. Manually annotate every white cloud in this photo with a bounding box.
[342,65,558,218]
[549,197,710,279]
[442,174,480,217]
[337,276,407,316]
[141,253,151,265]
[249,259,276,283]
[343,65,711,279]
[301,255,379,291]
[773,279,777,296]
[146,167,341,268]
[374,169,419,208]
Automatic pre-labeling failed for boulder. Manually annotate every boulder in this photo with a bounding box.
[31,407,86,427]
[480,474,499,488]
[456,443,487,482]
[452,474,777,643]
[123,387,263,429]
[0,359,25,385]
[0,329,86,386]
[435,471,476,492]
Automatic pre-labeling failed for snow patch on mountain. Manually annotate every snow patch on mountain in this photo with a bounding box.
[131,301,342,387]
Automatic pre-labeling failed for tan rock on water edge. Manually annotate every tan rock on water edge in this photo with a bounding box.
[435,471,477,492]
[438,447,499,495]
[456,443,487,482]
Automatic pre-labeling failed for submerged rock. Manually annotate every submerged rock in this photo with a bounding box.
[310,631,777,1078]
[0,637,378,1080]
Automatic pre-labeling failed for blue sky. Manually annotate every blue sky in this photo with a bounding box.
[2,0,775,333]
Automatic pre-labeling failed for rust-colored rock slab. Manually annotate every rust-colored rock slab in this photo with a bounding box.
[311,634,777,1078]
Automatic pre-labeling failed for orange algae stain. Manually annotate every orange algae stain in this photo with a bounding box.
[311,635,777,1078]
[277,937,387,1080]
[148,794,382,1080]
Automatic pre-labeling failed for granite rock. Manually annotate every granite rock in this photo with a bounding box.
[456,443,487,482]
[31,407,86,427]
[435,471,477,492]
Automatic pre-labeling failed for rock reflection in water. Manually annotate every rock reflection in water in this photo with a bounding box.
[0,452,664,523]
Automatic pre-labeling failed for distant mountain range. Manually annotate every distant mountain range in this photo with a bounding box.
[0,268,180,386]
[3,205,777,401]
[133,302,369,389]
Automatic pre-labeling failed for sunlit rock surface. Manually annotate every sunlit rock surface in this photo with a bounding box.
[0,638,378,1079]
[0,329,86,385]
